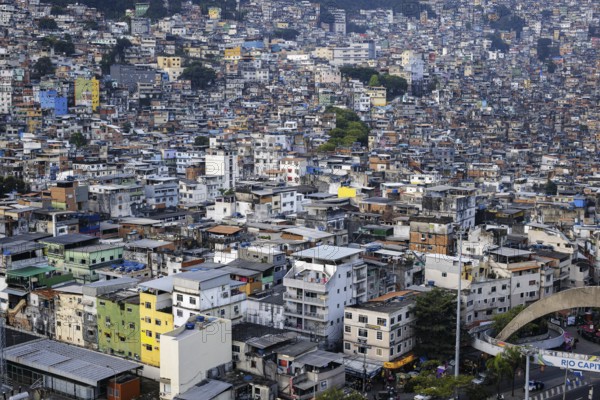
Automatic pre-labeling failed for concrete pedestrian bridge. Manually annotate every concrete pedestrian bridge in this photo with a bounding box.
[496,287,600,341]
[470,287,600,373]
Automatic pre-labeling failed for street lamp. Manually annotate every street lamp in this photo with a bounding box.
[519,346,537,400]
[455,227,464,378]
[106,365,117,399]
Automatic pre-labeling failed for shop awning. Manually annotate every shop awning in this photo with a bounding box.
[383,353,417,370]
[343,356,382,378]
[1,287,28,297]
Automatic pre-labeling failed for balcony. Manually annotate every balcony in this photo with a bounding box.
[283,293,327,305]
[284,307,303,317]
[304,311,327,321]
[283,277,327,293]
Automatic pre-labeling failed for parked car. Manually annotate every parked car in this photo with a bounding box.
[526,381,545,391]
[472,372,489,385]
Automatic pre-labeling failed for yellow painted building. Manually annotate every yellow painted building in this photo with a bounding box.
[366,87,387,107]
[139,284,174,367]
[338,186,357,198]
[157,56,182,69]
[208,7,221,20]
[224,47,241,62]
[74,77,99,111]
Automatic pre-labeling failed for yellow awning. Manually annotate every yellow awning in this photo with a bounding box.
[383,353,416,369]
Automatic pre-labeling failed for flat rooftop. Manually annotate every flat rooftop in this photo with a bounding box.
[5,339,141,386]
[292,245,363,261]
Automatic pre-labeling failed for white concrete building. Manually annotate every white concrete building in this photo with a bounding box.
[172,269,246,327]
[343,291,417,363]
[205,148,239,190]
[159,315,232,400]
[283,246,367,346]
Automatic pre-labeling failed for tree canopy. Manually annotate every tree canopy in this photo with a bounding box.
[31,57,55,80]
[100,38,133,74]
[318,107,369,152]
[180,62,216,90]
[316,388,364,400]
[272,28,300,41]
[412,288,461,360]
[69,132,88,148]
[340,67,407,100]
[194,136,210,146]
[38,17,59,30]
[0,176,29,197]
[492,305,548,341]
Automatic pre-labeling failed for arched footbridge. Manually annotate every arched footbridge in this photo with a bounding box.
[471,287,600,373]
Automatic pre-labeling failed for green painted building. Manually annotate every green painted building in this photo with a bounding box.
[63,244,124,283]
[41,234,99,270]
[97,290,141,361]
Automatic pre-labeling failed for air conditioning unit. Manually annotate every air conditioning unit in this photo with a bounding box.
[176,302,181,307]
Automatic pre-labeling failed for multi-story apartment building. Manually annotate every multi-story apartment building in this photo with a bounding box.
[343,291,417,363]
[55,284,85,346]
[283,246,367,346]
[422,185,477,229]
[97,289,141,360]
[144,176,179,209]
[63,244,124,283]
[159,315,232,400]
[205,147,239,190]
[172,269,246,327]
[88,184,145,218]
[139,276,175,367]
[409,216,455,255]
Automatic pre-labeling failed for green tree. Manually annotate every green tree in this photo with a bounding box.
[194,136,209,146]
[486,353,512,397]
[545,180,558,195]
[0,176,29,197]
[412,288,459,360]
[100,38,133,74]
[50,5,65,15]
[180,62,216,90]
[503,347,524,396]
[272,28,300,40]
[145,0,168,20]
[316,387,364,399]
[31,57,55,80]
[54,40,75,56]
[69,132,88,148]
[38,17,59,30]
[412,373,473,398]
[380,74,408,100]
[347,22,367,34]
[368,74,381,87]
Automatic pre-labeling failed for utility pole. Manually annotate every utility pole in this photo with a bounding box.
[455,227,463,378]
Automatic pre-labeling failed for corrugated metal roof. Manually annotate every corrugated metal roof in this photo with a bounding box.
[5,339,141,386]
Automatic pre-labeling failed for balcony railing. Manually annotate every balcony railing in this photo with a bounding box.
[283,293,327,305]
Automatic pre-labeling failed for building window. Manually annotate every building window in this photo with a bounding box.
[145,344,152,351]
[145,302,151,309]
[155,319,162,326]
[358,315,368,323]
[442,272,447,277]
[146,330,152,337]
[358,329,368,338]
[344,342,351,350]
[376,318,386,326]
[176,309,183,317]
[357,346,367,354]
[189,297,197,305]
[376,349,382,356]
[376,331,383,340]
[344,312,352,320]
[176,294,183,302]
